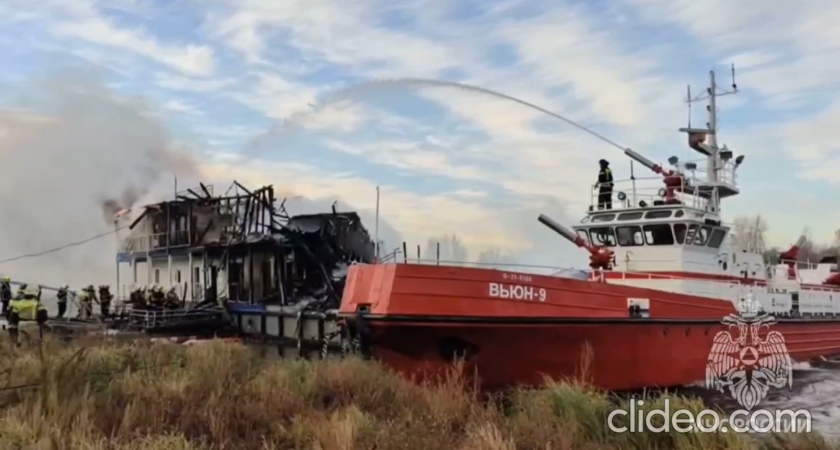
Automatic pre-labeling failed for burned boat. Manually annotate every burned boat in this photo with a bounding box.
[114,181,375,354]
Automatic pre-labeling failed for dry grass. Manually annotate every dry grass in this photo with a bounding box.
[0,337,835,450]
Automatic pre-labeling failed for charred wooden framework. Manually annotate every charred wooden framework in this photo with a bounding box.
[118,180,376,309]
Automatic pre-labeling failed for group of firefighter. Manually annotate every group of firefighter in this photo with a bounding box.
[0,277,114,323]
[0,277,183,339]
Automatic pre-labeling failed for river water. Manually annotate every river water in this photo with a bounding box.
[673,361,840,436]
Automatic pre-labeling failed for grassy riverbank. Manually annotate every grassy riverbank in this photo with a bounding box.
[0,337,835,450]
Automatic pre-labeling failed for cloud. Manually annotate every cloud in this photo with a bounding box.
[3,0,216,76]
[163,100,204,116]
[53,20,215,77]
[5,0,840,267]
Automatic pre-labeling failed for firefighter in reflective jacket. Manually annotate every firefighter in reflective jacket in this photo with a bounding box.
[56,286,69,319]
[596,159,613,210]
[0,277,11,316]
[7,285,47,345]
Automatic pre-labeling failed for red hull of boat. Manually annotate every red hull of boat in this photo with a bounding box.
[338,264,840,390]
[363,320,840,390]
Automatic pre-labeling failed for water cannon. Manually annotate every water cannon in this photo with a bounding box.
[779,235,806,262]
[779,235,807,279]
[538,214,614,270]
[623,148,688,204]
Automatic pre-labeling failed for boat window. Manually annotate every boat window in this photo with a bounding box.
[617,212,644,221]
[644,224,675,245]
[591,214,615,223]
[616,226,644,246]
[576,229,591,245]
[673,224,687,244]
[674,210,685,218]
[707,228,727,248]
[683,224,700,245]
[645,210,673,219]
[590,227,616,246]
[693,226,712,246]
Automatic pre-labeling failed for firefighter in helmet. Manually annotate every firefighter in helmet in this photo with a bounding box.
[14,284,27,300]
[7,285,47,345]
[98,285,113,317]
[596,159,613,210]
[0,276,11,316]
[56,286,69,319]
[78,285,97,319]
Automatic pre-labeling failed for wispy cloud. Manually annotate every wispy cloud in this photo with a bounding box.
[1,0,840,273]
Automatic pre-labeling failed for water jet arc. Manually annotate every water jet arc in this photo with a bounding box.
[297,78,629,152]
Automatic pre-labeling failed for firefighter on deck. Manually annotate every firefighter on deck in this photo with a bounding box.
[1,277,11,316]
[78,285,96,319]
[56,286,69,319]
[596,159,614,210]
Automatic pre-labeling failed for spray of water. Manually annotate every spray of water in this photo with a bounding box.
[278,78,629,152]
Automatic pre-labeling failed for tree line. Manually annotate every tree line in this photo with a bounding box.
[730,214,840,266]
[412,234,518,267]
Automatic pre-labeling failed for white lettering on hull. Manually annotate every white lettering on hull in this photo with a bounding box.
[489,283,547,302]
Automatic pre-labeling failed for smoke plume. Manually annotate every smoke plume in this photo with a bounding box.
[0,69,198,288]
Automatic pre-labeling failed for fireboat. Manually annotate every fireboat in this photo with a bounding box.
[337,68,840,391]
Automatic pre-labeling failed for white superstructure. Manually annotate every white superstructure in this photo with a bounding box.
[571,68,840,317]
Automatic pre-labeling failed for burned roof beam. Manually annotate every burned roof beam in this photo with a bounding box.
[233,180,253,196]
[127,208,150,230]
[187,188,203,199]
[199,182,212,198]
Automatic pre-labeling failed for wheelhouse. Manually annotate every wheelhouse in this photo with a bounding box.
[573,208,728,250]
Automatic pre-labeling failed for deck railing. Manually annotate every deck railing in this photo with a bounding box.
[589,176,709,212]
[121,230,190,253]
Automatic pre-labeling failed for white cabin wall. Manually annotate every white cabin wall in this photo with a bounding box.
[715,250,766,279]
[131,256,233,302]
[613,247,683,272]
[798,264,834,285]
[610,276,840,316]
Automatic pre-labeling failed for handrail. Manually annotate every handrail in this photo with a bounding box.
[376,258,582,274]
[121,230,190,252]
[590,176,709,211]
[595,269,747,286]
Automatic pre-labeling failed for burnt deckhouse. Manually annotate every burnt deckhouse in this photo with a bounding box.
[116,181,376,309]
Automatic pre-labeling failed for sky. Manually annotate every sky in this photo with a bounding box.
[1,0,839,284]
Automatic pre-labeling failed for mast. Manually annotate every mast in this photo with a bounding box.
[706,70,719,183]
[374,185,380,262]
[679,65,739,214]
